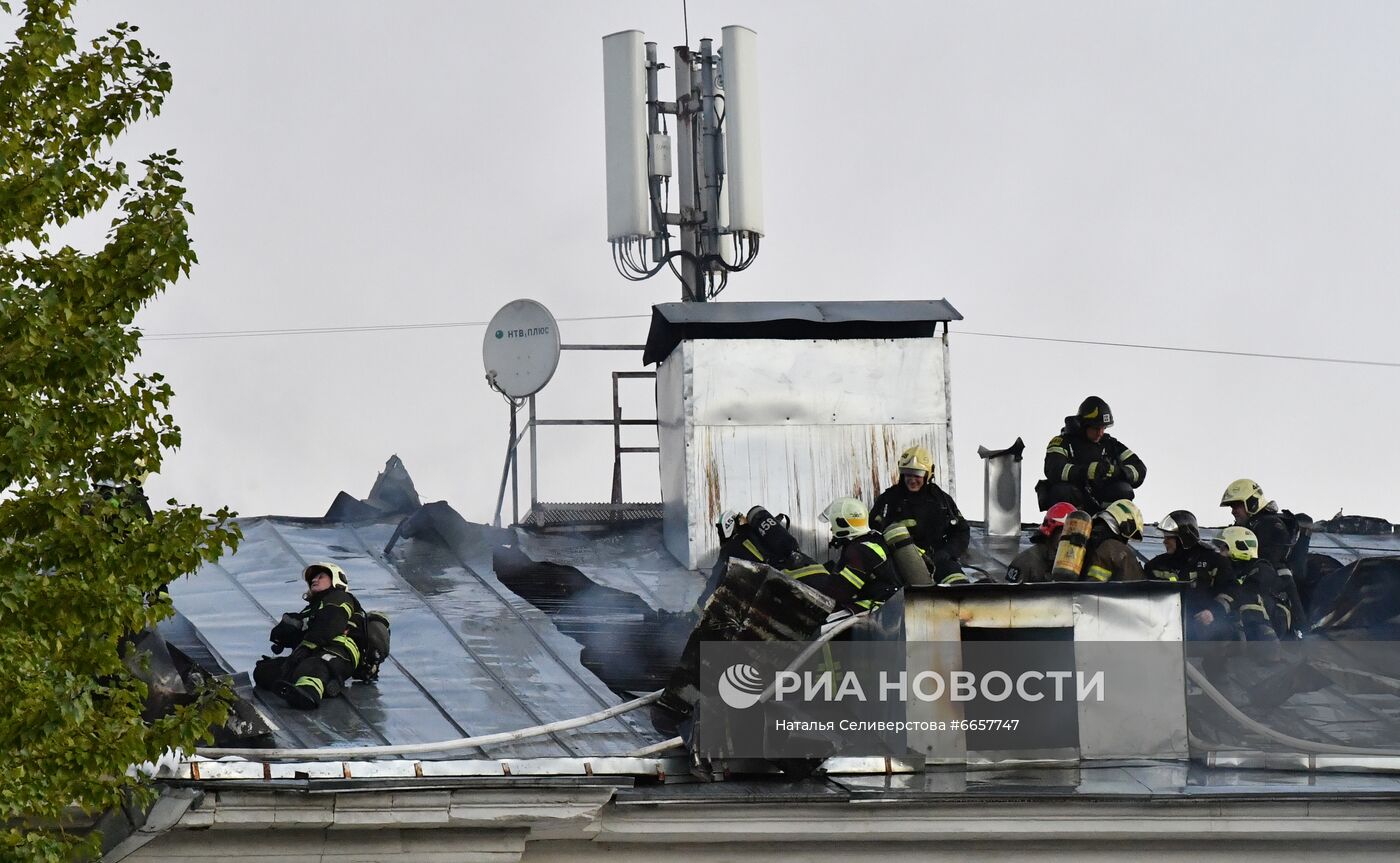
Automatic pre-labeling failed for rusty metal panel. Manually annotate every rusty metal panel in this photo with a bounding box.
[657,342,691,566]
[685,422,949,566]
[655,336,952,569]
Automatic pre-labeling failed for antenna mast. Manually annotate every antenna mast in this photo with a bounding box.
[603,27,763,301]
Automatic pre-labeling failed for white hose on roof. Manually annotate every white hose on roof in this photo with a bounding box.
[199,609,873,762]
[198,689,662,760]
[1186,662,1400,757]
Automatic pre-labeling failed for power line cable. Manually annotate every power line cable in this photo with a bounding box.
[956,331,1400,370]
[142,317,1400,369]
[142,313,652,341]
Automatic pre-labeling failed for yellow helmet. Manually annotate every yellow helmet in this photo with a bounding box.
[1220,478,1268,515]
[897,445,934,479]
[1098,499,1143,541]
[303,562,349,591]
[820,497,871,540]
[1219,526,1260,561]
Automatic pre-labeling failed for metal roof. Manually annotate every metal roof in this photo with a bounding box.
[164,499,679,759]
[643,299,963,364]
[163,456,1400,765]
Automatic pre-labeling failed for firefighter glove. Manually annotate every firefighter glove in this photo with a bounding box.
[1087,460,1116,481]
[270,613,305,650]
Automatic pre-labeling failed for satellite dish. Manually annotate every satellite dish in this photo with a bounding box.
[483,299,561,398]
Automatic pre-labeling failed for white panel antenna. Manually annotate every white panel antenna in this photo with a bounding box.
[602,31,649,242]
[721,25,763,236]
[600,25,763,300]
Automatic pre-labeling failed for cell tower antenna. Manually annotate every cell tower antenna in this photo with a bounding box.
[602,25,763,301]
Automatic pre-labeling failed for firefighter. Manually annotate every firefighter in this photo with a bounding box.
[698,506,826,612]
[1219,479,1305,634]
[814,497,899,611]
[1007,502,1076,584]
[1147,510,1235,639]
[253,562,366,709]
[1215,526,1283,642]
[1037,396,1146,512]
[1082,499,1147,582]
[869,445,970,584]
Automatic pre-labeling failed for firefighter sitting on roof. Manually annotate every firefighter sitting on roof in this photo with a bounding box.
[1215,526,1284,642]
[1036,396,1146,512]
[254,562,366,709]
[1220,479,1306,635]
[1081,499,1147,582]
[869,445,971,585]
[812,497,900,612]
[1147,510,1236,639]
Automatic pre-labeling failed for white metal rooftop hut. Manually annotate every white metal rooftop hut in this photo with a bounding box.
[642,300,963,569]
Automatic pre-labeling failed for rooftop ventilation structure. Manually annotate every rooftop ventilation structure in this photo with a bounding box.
[645,300,963,569]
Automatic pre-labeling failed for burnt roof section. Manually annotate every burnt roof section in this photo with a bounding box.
[642,300,963,365]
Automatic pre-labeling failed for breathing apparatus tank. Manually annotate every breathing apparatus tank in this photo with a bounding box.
[882,522,934,587]
[1051,510,1094,580]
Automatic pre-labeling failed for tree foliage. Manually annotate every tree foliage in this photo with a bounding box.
[0,2,239,858]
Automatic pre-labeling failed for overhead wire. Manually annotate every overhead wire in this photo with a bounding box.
[956,330,1400,370]
[141,318,1400,369]
[144,313,651,342]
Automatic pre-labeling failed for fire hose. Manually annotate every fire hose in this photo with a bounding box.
[197,610,871,761]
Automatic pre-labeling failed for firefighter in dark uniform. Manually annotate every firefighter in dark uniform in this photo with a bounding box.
[698,506,827,612]
[1007,502,1076,584]
[1215,527,1283,642]
[869,445,970,584]
[1082,499,1147,582]
[815,497,899,612]
[254,562,366,709]
[1147,510,1235,639]
[1037,396,1146,512]
[1220,479,1305,635]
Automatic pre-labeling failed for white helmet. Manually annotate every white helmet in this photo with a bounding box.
[820,497,871,540]
[716,509,743,541]
[303,562,349,591]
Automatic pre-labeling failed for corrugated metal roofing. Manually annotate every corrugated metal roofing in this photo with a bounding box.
[165,502,670,758]
[164,455,1400,763]
[643,299,963,364]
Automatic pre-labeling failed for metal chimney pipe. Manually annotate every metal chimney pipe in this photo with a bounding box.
[978,438,1025,538]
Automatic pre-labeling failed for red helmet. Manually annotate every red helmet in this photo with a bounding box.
[1039,502,1077,537]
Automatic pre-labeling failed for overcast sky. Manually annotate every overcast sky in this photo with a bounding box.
[37,1,1400,532]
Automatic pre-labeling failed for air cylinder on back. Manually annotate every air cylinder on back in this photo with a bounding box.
[883,522,933,587]
[1051,510,1094,580]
